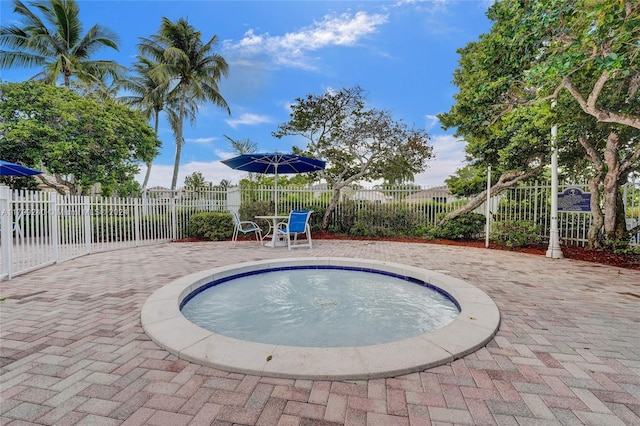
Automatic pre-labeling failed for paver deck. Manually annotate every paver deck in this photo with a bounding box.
[1,240,639,425]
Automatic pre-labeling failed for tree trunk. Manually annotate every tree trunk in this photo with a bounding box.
[322,186,343,231]
[578,136,605,249]
[437,166,544,227]
[586,176,604,249]
[142,110,161,190]
[614,189,628,240]
[171,86,186,191]
[602,132,621,241]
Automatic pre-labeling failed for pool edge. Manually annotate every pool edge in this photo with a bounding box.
[140,257,500,380]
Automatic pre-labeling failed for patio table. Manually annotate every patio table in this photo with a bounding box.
[255,215,288,247]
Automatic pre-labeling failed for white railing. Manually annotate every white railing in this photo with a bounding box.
[0,187,227,279]
[2,181,638,279]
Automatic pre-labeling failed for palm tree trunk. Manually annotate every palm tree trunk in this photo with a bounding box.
[171,85,187,190]
[142,162,152,189]
[142,110,160,190]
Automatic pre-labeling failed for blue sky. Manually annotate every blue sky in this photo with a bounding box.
[0,0,493,188]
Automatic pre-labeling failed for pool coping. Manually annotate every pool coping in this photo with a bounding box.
[140,257,501,380]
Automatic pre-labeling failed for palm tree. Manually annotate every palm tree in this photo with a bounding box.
[119,56,199,189]
[224,134,258,181]
[224,134,258,155]
[0,0,124,88]
[139,17,230,190]
[119,56,166,189]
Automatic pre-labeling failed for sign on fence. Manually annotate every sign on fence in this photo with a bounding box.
[558,187,592,212]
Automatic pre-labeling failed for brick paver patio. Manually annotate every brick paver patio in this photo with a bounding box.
[1,240,639,425]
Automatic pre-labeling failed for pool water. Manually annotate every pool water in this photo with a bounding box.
[181,267,460,347]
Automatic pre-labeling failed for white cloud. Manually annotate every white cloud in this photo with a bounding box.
[425,114,439,131]
[137,161,247,189]
[223,11,388,69]
[413,133,467,187]
[225,113,272,129]
[138,134,468,190]
[214,149,239,161]
[185,137,216,144]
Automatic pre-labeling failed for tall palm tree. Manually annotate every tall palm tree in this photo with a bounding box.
[138,17,230,190]
[0,0,124,88]
[119,56,166,189]
[119,56,199,189]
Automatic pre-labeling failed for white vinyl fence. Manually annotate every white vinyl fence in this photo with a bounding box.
[2,181,638,279]
[0,186,226,279]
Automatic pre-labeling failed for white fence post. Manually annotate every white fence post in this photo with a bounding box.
[171,197,177,240]
[134,197,141,247]
[1,186,13,279]
[485,166,491,248]
[84,195,92,253]
[50,191,59,263]
[227,187,241,212]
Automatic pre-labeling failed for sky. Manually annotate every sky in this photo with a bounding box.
[0,0,494,189]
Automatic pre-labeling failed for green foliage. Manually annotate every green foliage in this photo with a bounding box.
[138,17,230,189]
[349,206,423,238]
[188,212,233,241]
[326,201,359,234]
[446,164,493,197]
[75,214,172,242]
[0,81,159,194]
[305,204,326,232]
[429,213,486,240]
[490,220,542,248]
[605,238,639,255]
[274,85,433,229]
[274,86,433,186]
[0,0,124,89]
[184,172,208,191]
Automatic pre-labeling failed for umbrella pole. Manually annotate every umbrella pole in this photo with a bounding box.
[274,164,278,217]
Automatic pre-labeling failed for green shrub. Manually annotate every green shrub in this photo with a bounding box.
[188,212,234,241]
[605,238,639,255]
[491,220,542,247]
[329,201,360,233]
[429,212,485,240]
[305,204,326,232]
[349,205,423,238]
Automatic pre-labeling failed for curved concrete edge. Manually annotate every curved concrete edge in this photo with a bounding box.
[141,257,501,380]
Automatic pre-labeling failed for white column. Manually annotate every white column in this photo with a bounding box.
[485,166,491,248]
[546,99,564,258]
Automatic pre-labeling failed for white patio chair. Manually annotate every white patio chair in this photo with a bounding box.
[231,211,263,247]
[276,210,313,250]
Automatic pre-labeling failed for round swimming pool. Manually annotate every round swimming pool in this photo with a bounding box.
[180,266,460,347]
[141,258,500,380]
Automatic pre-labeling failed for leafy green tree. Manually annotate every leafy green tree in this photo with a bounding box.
[0,81,159,194]
[138,17,230,190]
[184,171,207,192]
[0,0,124,89]
[494,0,640,246]
[274,86,433,229]
[439,0,640,247]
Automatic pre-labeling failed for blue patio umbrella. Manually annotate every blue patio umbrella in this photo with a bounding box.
[222,153,326,216]
[0,160,42,177]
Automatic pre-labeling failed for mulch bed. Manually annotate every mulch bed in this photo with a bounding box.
[174,232,640,271]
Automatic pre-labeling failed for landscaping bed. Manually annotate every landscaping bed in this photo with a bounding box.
[312,232,640,271]
[175,233,640,271]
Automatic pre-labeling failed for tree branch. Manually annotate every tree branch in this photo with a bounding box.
[562,74,640,130]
